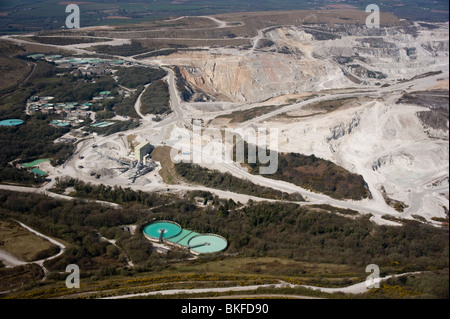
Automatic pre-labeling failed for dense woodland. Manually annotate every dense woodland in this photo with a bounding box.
[175,162,304,201]
[115,66,167,89]
[239,142,370,200]
[140,80,171,117]
[52,178,173,207]
[111,89,141,119]
[106,66,168,118]
[21,60,117,102]
[0,187,448,282]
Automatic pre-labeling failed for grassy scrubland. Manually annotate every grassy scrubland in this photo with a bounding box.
[217,104,281,124]
[149,146,179,184]
[277,97,358,119]
[0,44,33,94]
[0,219,59,262]
[149,146,303,201]
[25,36,113,46]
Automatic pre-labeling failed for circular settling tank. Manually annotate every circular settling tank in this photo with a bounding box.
[188,235,228,254]
[143,221,182,241]
[0,119,24,126]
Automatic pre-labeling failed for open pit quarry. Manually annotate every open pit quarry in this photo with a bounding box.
[151,22,449,103]
[147,21,449,223]
[2,4,450,301]
[4,14,447,226]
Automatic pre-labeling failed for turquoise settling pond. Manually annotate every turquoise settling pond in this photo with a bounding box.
[0,119,24,126]
[144,221,228,254]
[143,221,182,240]
[188,235,228,254]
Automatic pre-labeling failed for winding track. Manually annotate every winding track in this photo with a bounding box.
[0,220,66,281]
[0,184,121,209]
[101,271,424,299]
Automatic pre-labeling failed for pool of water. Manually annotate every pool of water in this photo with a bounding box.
[188,235,228,254]
[0,119,24,126]
[143,222,182,240]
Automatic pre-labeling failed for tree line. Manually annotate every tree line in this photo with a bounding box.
[174,162,304,201]
[239,141,370,200]
[115,66,167,89]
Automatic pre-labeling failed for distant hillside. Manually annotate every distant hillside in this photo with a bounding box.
[0,0,448,34]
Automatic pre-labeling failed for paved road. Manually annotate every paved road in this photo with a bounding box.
[164,67,184,121]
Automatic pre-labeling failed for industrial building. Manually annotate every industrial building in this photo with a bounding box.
[134,142,154,163]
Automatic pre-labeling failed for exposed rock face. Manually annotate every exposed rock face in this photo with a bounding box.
[170,48,350,103]
[327,116,361,142]
[269,97,449,220]
[417,110,449,139]
[396,89,449,139]
[152,22,448,103]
